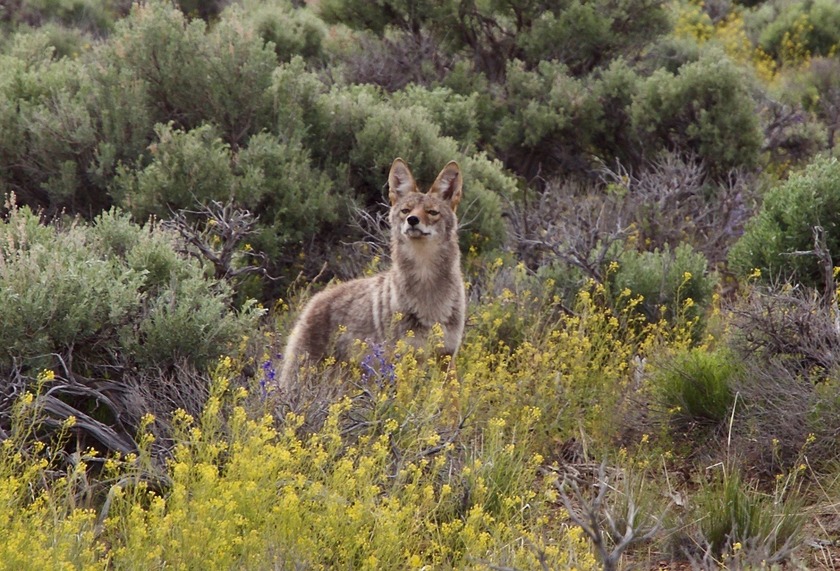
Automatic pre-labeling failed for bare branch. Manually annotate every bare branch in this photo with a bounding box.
[162,200,275,282]
[551,460,670,571]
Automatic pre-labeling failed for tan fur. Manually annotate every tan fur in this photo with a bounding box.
[279,158,466,390]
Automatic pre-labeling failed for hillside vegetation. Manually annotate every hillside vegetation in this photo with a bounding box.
[3,0,840,568]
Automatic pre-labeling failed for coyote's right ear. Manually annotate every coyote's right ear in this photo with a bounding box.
[388,158,417,205]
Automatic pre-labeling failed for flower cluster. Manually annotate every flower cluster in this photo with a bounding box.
[359,343,396,386]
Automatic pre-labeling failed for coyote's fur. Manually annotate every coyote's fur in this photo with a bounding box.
[279,158,466,389]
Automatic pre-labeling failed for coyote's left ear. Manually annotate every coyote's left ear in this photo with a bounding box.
[389,158,417,205]
[430,161,462,212]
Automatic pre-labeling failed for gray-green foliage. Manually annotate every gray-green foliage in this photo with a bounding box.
[729,155,840,288]
[611,243,715,328]
[320,0,668,77]
[102,1,277,147]
[113,122,340,258]
[631,51,762,174]
[495,60,599,175]
[759,0,840,61]
[0,0,117,37]
[235,132,340,253]
[238,0,326,62]
[113,123,235,217]
[0,32,98,211]
[493,58,650,176]
[514,0,669,74]
[0,1,282,213]
[0,200,261,373]
[390,85,482,152]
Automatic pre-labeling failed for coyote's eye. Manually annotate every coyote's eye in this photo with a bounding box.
[400,208,411,214]
[427,209,439,216]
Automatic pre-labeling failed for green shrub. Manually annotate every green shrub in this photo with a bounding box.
[102,1,208,129]
[5,22,92,59]
[494,59,600,177]
[113,122,341,265]
[631,51,762,175]
[729,155,840,288]
[0,201,260,374]
[690,466,804,563]
[391,85,482,152]
[235,132,341,255]
[267,56,325,142]
[587,58,644,168]
[642,36,702,75]
[0,34,101,212]
[322,0,666,77]
[799,57,840,149]
[113,123,234,218]
[9,0,117,35]
[759,0,840,63]
[239,0,326,62]
[653,347,738,430]
[611,243,715,328]
[516,0,668,74]
[100,0,277,147]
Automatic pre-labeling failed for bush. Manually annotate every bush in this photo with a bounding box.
[631,51,762,175]
[494,59,600,178]
[611,243,716,329]
[800,57,840,149]
[587,59,644,169]
[1,0,118,36]
[515,0,669,74]
[729,155,840,288]
[686,465,804,564]
[235,132,341,257]
[239,0,326,62]
[112,123,235,218]
[600,152,754,266]
[113,122,340,253]
[101,1,277,148]
[331,28,452,91]
[0,200,260,374]
[652,347,738,431]
[759,0,840,63]
[0,33,101,213]
[322,0,667,79]
[725,283,840,471]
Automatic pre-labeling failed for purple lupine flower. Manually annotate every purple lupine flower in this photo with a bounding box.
[360,343,396,387]
[260,357,278,399]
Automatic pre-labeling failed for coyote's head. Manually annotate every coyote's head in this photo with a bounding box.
[387,158,462,245]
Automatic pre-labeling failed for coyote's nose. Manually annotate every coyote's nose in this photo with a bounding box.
[407,215,420,226]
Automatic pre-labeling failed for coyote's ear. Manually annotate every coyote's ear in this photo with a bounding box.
[388,158,417,205]
[430,161,462,212]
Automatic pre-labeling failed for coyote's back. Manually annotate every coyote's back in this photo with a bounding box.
[279,158,466,389]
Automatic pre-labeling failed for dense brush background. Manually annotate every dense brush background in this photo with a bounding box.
[3,0,840,568]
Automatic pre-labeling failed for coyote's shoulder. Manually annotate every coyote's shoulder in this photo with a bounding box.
[279,158,466,389]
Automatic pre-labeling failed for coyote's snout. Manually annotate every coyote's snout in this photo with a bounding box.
[279,158,467,389]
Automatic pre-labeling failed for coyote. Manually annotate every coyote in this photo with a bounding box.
[279,158,466,389]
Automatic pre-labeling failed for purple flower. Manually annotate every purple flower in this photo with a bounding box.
[360,343,396,386]
[260,358,278,399]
